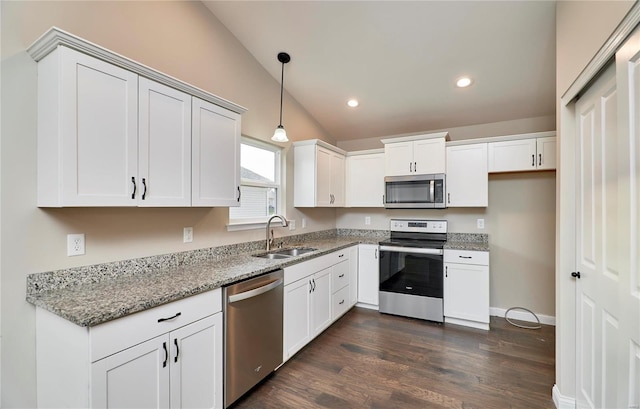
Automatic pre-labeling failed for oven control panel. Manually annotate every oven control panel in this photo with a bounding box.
[390,219,447,233]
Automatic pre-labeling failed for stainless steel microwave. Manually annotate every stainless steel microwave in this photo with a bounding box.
[383,173,446,209]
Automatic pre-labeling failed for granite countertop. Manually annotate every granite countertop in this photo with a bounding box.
[26,230,487,328]
[27,233,384,327]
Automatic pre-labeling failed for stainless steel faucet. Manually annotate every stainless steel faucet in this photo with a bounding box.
[266,215,289,251]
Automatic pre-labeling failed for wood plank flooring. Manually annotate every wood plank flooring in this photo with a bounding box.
[231,307,556,409]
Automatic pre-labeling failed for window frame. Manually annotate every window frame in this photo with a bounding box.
[227,136,284,229]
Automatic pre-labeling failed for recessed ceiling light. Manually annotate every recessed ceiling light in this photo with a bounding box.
[456,77,472,88]
[347,99,359,108]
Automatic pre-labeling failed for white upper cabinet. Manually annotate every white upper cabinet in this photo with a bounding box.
[294,140,346,207]
[191,98,241,207]
[138,78,192,207]
[346,150,384,207]
[446,143,488,207]
[382,132,448,176]
[487,132,556,172]
[29,28,246,207]
[37,46,139,206]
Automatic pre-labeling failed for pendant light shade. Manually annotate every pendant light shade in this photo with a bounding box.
[272,52,291,142]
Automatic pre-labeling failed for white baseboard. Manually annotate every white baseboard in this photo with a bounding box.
[552,384,576,409]
[490,307,556,326]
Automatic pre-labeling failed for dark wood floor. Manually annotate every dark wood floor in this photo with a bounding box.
[232,307,556,409]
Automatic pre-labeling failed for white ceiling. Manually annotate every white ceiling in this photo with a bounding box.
[203,1,556,142]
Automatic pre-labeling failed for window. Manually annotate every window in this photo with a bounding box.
[229,137,282,225]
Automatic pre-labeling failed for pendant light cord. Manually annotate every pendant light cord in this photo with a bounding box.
[279,61,284,126]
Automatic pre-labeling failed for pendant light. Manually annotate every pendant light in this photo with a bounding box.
[272,52,291,142]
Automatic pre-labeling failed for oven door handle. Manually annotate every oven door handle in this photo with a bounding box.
[379,245,443,256]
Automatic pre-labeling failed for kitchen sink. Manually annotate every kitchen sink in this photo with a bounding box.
[253,247,318,259]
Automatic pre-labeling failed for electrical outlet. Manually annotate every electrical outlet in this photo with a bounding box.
[289,220,296,231]
[67,234,85,256]
[183,227,193,243]
[477,218,485,229]
[302,218,307,228]
[365,216,371,225]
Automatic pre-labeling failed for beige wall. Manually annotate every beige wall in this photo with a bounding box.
[0,2,337,406]
[336,115,556,151]
[554,0,634,402]
[337,121,557,318]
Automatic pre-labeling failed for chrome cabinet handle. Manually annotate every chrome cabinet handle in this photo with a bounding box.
[142,178,147,200]
[228,279,283,303]
[131,177,136,199]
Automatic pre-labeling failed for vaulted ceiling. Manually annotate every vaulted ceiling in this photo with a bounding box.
[203,1,556,141]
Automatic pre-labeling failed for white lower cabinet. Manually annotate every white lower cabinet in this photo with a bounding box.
[443,250,490,330]
[36,289,223,408]
[357,244,379,308]
[283,247,355,361]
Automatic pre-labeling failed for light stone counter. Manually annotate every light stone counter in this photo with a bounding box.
[26,230,387,327]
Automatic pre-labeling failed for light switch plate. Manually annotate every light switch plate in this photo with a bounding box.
[477,219,485,229]
[365,216,371,225]
[183,227,193,243]
[289,220,296,231]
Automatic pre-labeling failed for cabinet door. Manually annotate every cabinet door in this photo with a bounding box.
[283,278,313,360]
[413,138,446,174]
[487,139,537,172]
[316,147,333,206]
[444,263,489,324]
[536,136,556,170]
[311,268,333,335]
[330,152,346,206]
[192,98,241,207]
[91,335,169,408]
[346,153,384,207]
[170,314,223,409]
[384,141,414,176]
[138,78,192,207]
[357,244,379,306]
[58,47,139,206]
[446,144,488,207]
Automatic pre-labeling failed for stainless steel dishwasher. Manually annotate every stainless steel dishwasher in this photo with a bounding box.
[223,269,283,408]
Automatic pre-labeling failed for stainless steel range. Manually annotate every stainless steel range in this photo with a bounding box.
[378,219,447,322]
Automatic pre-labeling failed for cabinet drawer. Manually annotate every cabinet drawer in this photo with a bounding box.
[90,288,222,362]
[332,286,350,320]
[284,248,351,285]
[444,250,489,266]
[332,261,349,293]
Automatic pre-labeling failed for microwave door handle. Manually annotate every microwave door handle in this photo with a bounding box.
[429,179,435,203]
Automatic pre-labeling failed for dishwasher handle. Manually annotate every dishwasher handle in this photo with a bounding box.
[228,278,283,304]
